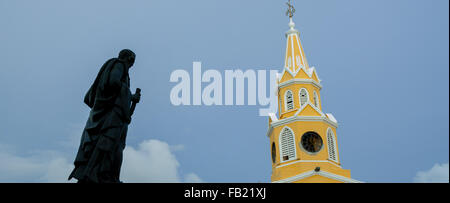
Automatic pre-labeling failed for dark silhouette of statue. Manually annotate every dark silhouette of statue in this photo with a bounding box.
[69,49,141,183]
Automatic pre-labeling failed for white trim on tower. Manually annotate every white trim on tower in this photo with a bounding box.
[272,170,362,183]
[275,160,342,169]
[278,79,322,90]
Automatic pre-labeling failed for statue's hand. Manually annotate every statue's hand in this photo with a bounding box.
[132,91,141,103]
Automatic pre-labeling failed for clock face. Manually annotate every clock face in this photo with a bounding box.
[301,132,323,153]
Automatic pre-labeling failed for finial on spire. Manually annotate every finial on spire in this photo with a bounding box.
[286,0,295,18]
[285,0,299,37]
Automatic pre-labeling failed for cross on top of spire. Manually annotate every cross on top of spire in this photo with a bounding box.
[286,0,295,18]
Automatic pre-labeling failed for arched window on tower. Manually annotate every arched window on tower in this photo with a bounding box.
[285,90,294,111]
[299,88,308,107]
[271,143,276,164]
[280,127,296,162]
[313,91,319,108]
[327,128,338,163]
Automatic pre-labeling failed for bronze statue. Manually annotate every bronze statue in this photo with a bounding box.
[69,49,141,183]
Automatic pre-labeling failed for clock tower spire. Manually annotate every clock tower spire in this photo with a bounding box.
[266,1,361,183]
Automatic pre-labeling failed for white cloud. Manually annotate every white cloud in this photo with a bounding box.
[413,163,449,183]
[0,149,75,183]
[121,139,202,183]
[122,139,180,182]
[0,139,202,183]
[40,157,76,183]
[184,173,203,183]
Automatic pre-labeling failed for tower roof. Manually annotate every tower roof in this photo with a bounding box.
[283,17,310,77]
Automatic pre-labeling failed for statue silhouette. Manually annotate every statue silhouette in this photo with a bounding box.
[69,49,141,183]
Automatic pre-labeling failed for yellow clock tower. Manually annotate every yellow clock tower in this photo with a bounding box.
[266,1,360,183]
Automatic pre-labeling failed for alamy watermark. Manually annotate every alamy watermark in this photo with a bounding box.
[169,62,278,116]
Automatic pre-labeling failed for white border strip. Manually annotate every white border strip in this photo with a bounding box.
[266,115,338,138]
[273,170,363,183]
[271,115,338,129]
[279,78,322,90]
[275,160,342,169]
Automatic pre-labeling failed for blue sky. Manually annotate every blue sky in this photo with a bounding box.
[0,0,448,183]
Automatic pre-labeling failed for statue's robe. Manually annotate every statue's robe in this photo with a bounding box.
[69,58,132,183]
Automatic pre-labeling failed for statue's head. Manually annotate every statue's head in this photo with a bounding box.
[118,49,136,68]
